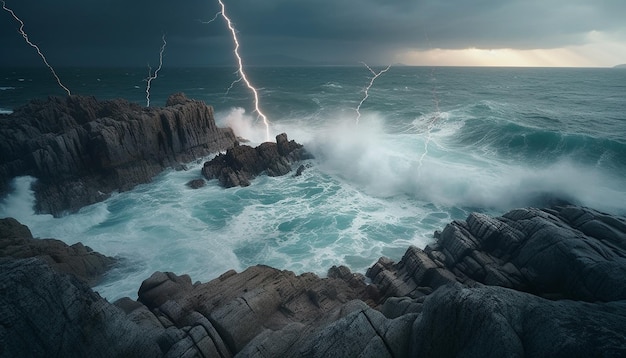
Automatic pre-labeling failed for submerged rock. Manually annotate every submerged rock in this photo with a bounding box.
[185,178,205,189]
[0,93,237,216]
[202,133,313,187]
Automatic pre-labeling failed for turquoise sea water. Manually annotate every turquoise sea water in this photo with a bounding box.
[1,66,625,301]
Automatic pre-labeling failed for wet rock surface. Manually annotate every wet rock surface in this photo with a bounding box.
[202,133,313,187]
[0,93,237,216]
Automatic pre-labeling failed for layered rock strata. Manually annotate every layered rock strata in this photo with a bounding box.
[0,93,237,216]
[1,205,625,357]
[202,133,313,187]
[367,205,626,303]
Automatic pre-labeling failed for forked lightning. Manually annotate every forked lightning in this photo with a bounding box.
[1,0,71,96]
[416,68,442,178]
[355,62,391,124]
[145,34,167,107]
[217,0,270,141]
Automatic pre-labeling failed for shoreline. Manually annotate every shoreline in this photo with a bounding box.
[2,204,625,356]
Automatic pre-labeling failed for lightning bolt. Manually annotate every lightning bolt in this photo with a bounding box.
[1,0,71,96]
[217,0,271,142]
[222,76,242,101]
[355,62,391,125]
[416,68,442,178]
[145,34,167,107]
[199,11,222,24]
[199,11,239,102]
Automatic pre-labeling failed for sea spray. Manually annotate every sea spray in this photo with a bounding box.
[1,66,624,301]
[0,165,448,301]
[217,107,272,144]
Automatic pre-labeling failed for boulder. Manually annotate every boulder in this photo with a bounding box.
[0,93,237,216]
[185,178,205,189]
[202,133,312,187]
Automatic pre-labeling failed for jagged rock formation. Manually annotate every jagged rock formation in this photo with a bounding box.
[367,205,626,303]
[0,93,237,216]
[0,258,163,358]
[366,205,626,357]
[0,256,375,358]
[202,133,313,187]
[0,217,114,285]
[1,205,625,357]
[134,264,374,357]
[409,284,626,357]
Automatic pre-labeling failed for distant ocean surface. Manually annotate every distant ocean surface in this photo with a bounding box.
[1,66,625,301]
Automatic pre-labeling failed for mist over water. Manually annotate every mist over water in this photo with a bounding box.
[1,66,625,301]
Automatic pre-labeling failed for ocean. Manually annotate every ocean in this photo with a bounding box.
[1,66,625,301]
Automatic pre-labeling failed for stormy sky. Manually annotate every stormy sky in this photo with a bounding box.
[1,0,625,67]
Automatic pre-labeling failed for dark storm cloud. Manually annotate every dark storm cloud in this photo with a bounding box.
[1,0,624,66]
[226,0,625,49]
[0,0,225,66]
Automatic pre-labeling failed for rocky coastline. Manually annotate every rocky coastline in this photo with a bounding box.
[2,204,625,357]
[0,93,238,217]
[1,94,625,356]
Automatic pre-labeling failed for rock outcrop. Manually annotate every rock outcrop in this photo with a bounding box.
[0,217,114,285]
[410,284,626,357]
[2,205,625,357]
[202,133,313,187]
[0,94,237,216]
[135,264,373,357]
[367,205,626,303]
[0,258,163,358]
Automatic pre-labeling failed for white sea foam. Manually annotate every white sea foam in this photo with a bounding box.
[0,176,39,221]
[1,67,624,302]
[305,111,626,215]
[322,82,343,89]
[216,107,272,144]
[0,155,447,301]
[2,104,624,302]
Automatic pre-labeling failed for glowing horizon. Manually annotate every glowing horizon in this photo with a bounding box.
[396,32,626,68]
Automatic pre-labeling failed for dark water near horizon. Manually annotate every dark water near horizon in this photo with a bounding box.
[1,66,625,300]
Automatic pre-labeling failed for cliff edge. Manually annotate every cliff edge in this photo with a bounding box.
[0,93,238,216]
